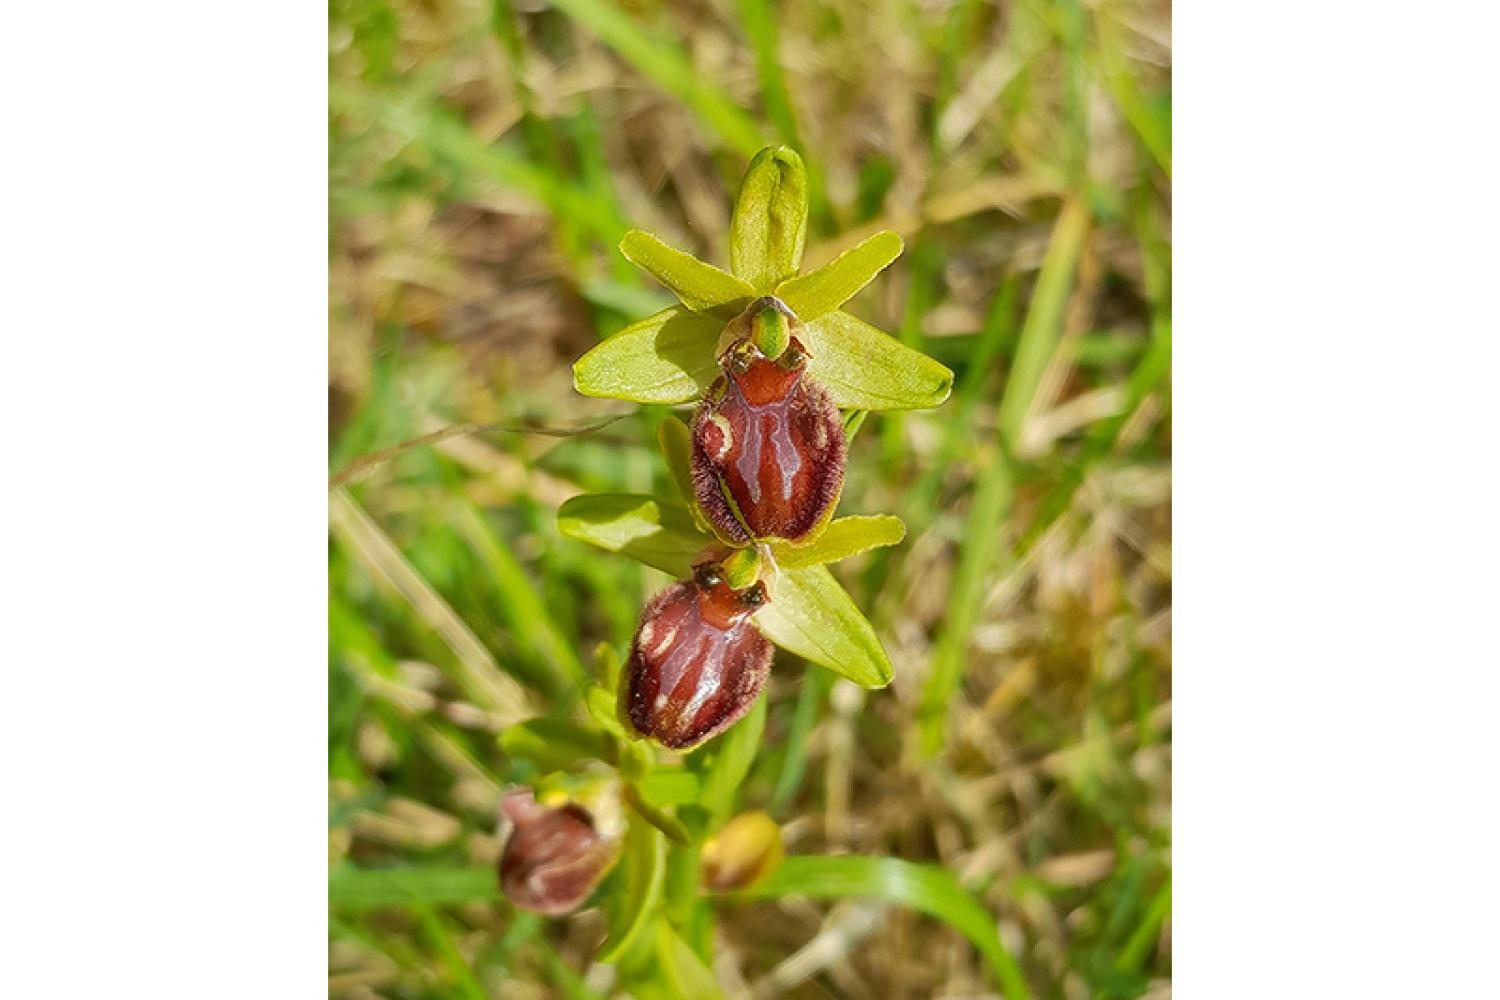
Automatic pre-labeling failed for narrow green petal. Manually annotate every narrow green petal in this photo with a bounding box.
[619,230,754,318]
[754,564,893,688]
[557,493,711,578]
[776,230,904,321]
[573,306,722,404]
[730,146,809,292]
[771,514,906,569]
[801,311,954,411]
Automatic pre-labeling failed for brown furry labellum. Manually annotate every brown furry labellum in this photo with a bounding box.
[691,310,846,543]
[622,561,773,750]
[498,789,619,916]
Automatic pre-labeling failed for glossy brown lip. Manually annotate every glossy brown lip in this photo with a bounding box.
[691,335,846,544]
[622,567,773,750]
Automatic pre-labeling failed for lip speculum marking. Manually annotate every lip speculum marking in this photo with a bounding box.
[691,300,846,544]
[621,559,773,750]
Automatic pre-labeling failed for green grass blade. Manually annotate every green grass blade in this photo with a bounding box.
[415,905,491,1000]
[546,0,765,156]
[1115,876,1171,973]
[329,490,535,725]
[768,665,832,814]
[996,197,1091,451]
[330,84,618,247]
[917,449,1013,757]
[733,856,1030,998]
[733,0,801,146]
[329,865,499,911]
[453,501,588,693]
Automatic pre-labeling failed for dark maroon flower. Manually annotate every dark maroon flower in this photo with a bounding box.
[498,789,619,916]
[691,309,845,544]
[622,561,773,750]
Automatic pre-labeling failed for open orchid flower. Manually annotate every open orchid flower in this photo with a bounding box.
[573,146,952,414]
[621,558,773,750]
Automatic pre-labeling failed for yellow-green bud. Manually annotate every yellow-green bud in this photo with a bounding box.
[701,811,784,891]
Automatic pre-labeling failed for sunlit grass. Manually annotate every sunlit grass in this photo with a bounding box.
[329,0,1171,994]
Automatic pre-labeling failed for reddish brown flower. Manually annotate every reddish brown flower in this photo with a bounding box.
[498,789,619,916]
[691,310,845,543]
[622,561,773,750]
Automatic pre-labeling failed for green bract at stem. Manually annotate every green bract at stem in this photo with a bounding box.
[572,145,953,411]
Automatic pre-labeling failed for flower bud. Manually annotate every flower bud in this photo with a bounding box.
[693,300,846,544]
[622,560,773,750]
[702,811,784,891]
[498,789,620,916]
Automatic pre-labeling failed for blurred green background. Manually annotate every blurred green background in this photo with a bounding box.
[329,0,1170,996]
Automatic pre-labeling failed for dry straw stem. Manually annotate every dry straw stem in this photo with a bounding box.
[330,489,534,726]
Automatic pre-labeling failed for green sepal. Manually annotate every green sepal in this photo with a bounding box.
[657,416,699,508]
[754,564,893,688]
[802,310,954,411]
[573,306,722,404]
[557,493,711,579]
[730,146,808,292]
[585,683,631,741]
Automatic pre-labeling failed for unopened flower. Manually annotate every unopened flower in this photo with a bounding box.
[622,559,773,750]
[498,788,619,916]
[692,298,846,544]
[702,811,784,891]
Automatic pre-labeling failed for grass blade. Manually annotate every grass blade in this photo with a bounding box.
[732,855,1030,998]
[329,865,499,911]
[329,489,534,725]
[453,501,588,694]
[917,449,1013,757]
[547,0,765,156]
[996,197,1091,452]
